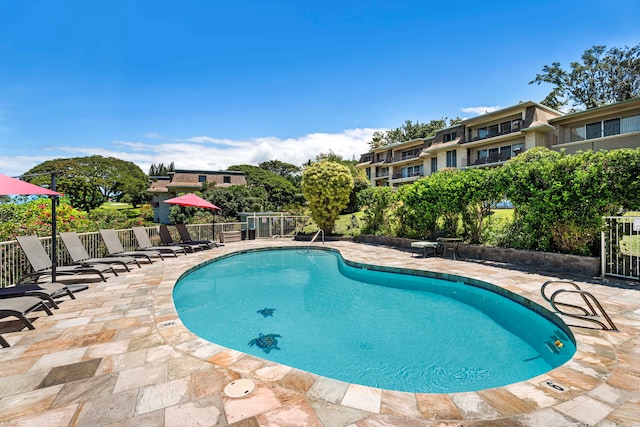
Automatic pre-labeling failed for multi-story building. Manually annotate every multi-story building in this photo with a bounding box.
[357,98,640,186]
[357,137,427,187]
[147,169,246,223]
[548,97,640,154]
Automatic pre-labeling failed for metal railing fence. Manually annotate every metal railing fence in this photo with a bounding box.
[1,216,310,288]
[602,216,640,280]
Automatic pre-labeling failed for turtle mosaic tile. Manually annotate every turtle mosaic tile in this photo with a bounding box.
[0,239,639,425]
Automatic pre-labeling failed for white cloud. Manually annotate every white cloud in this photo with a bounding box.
[461,106,502,115]
[144,132,164,139]
[2,128,382,177]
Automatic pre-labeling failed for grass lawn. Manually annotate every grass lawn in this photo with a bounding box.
[489,208,513,221]
[100,202,142,217]
[300,211,365,235]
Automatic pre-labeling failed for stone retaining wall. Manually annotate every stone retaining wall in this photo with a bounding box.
[355,234,600,277]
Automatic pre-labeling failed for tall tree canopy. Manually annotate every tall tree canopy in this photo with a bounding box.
[301,161,354,234]
[259,159,301,187]
[149,162,175,176]
[530,44,640,111]
[227,164,303,210]
[313,151,368,213]
[23,155,149,210]
[369,118,461,149]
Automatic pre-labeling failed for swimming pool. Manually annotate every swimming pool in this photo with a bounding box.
[173,248,575,393]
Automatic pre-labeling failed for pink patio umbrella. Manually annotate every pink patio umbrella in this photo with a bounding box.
[0,173,60,196]
[0,173,62,280]
[163,193,221,239]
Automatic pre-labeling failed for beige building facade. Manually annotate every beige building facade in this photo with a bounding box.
[357,98,640,186]
[548,98,640,154]
[147,169,247,223]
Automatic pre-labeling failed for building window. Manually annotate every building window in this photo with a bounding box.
[401,148,421,160]
[570,126,586,142]
[431,158,437,174]
[446,150,457,168]
[443,132,457,142]
[488,124,499,137]
[223,176,231,184]
[198,175,206,183]
[586,122,602,139]
[499,145,512,161]
[402,165,423,178]
[603,118,621,137]
[512,143,525,154]
[366,168,371,180]
[477,149,488,160]
[488,148,499,162]
[477,128,488,139]
[622,114,640,133]
[500,121,512,133]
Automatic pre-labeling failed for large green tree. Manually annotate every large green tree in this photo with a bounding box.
[201,185,270,219]
[301,161,354,234]
[227,164,303,210]
[530,44,640,111]
[23,156,149,211]
[314,151,368,214]
[259,160,301,187]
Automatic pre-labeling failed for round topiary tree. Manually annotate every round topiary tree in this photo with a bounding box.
[301,161,354,235]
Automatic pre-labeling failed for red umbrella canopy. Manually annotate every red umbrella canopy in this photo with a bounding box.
[0,173,61,196]
[163,193,220,210]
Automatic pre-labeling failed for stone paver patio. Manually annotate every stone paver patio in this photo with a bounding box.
[1,239,639,426]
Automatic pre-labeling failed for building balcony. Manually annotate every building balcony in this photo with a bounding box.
[464,120,524,143]
[391,171,424,180]
[358,154,373,164]
[467,149,523,167]
[384,152,421,164]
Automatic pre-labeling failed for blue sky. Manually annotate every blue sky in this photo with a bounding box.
[1,0,638,177]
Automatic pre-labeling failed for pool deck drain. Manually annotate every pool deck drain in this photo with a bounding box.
[0,239,639,426]
[224,379,255,398]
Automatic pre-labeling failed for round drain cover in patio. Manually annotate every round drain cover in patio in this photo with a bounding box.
[223,379,255,398]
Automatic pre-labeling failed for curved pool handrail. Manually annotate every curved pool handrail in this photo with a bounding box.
[541,280,596,316]
[309,229,324,245]
[549,288,618,331]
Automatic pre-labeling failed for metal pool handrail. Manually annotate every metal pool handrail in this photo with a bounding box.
[541,280,618,331]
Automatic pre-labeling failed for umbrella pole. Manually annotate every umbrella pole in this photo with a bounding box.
[51,173,57,282]
[212,211,215,242]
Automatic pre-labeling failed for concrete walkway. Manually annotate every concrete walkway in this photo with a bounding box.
[0,240,639,426]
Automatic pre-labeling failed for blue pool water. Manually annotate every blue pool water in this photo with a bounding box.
[173,248,575,393]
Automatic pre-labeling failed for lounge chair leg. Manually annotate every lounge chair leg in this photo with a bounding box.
[0,335,9,348]
[41,303,53,316]
[47,298,59,310]
[17,314,36,330]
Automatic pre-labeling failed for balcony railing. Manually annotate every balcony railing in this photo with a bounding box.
[392,171,424,179]
[465,120,524,143]
[375,171,389,178]
[467,149,524,166]
[384,153,421,164]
